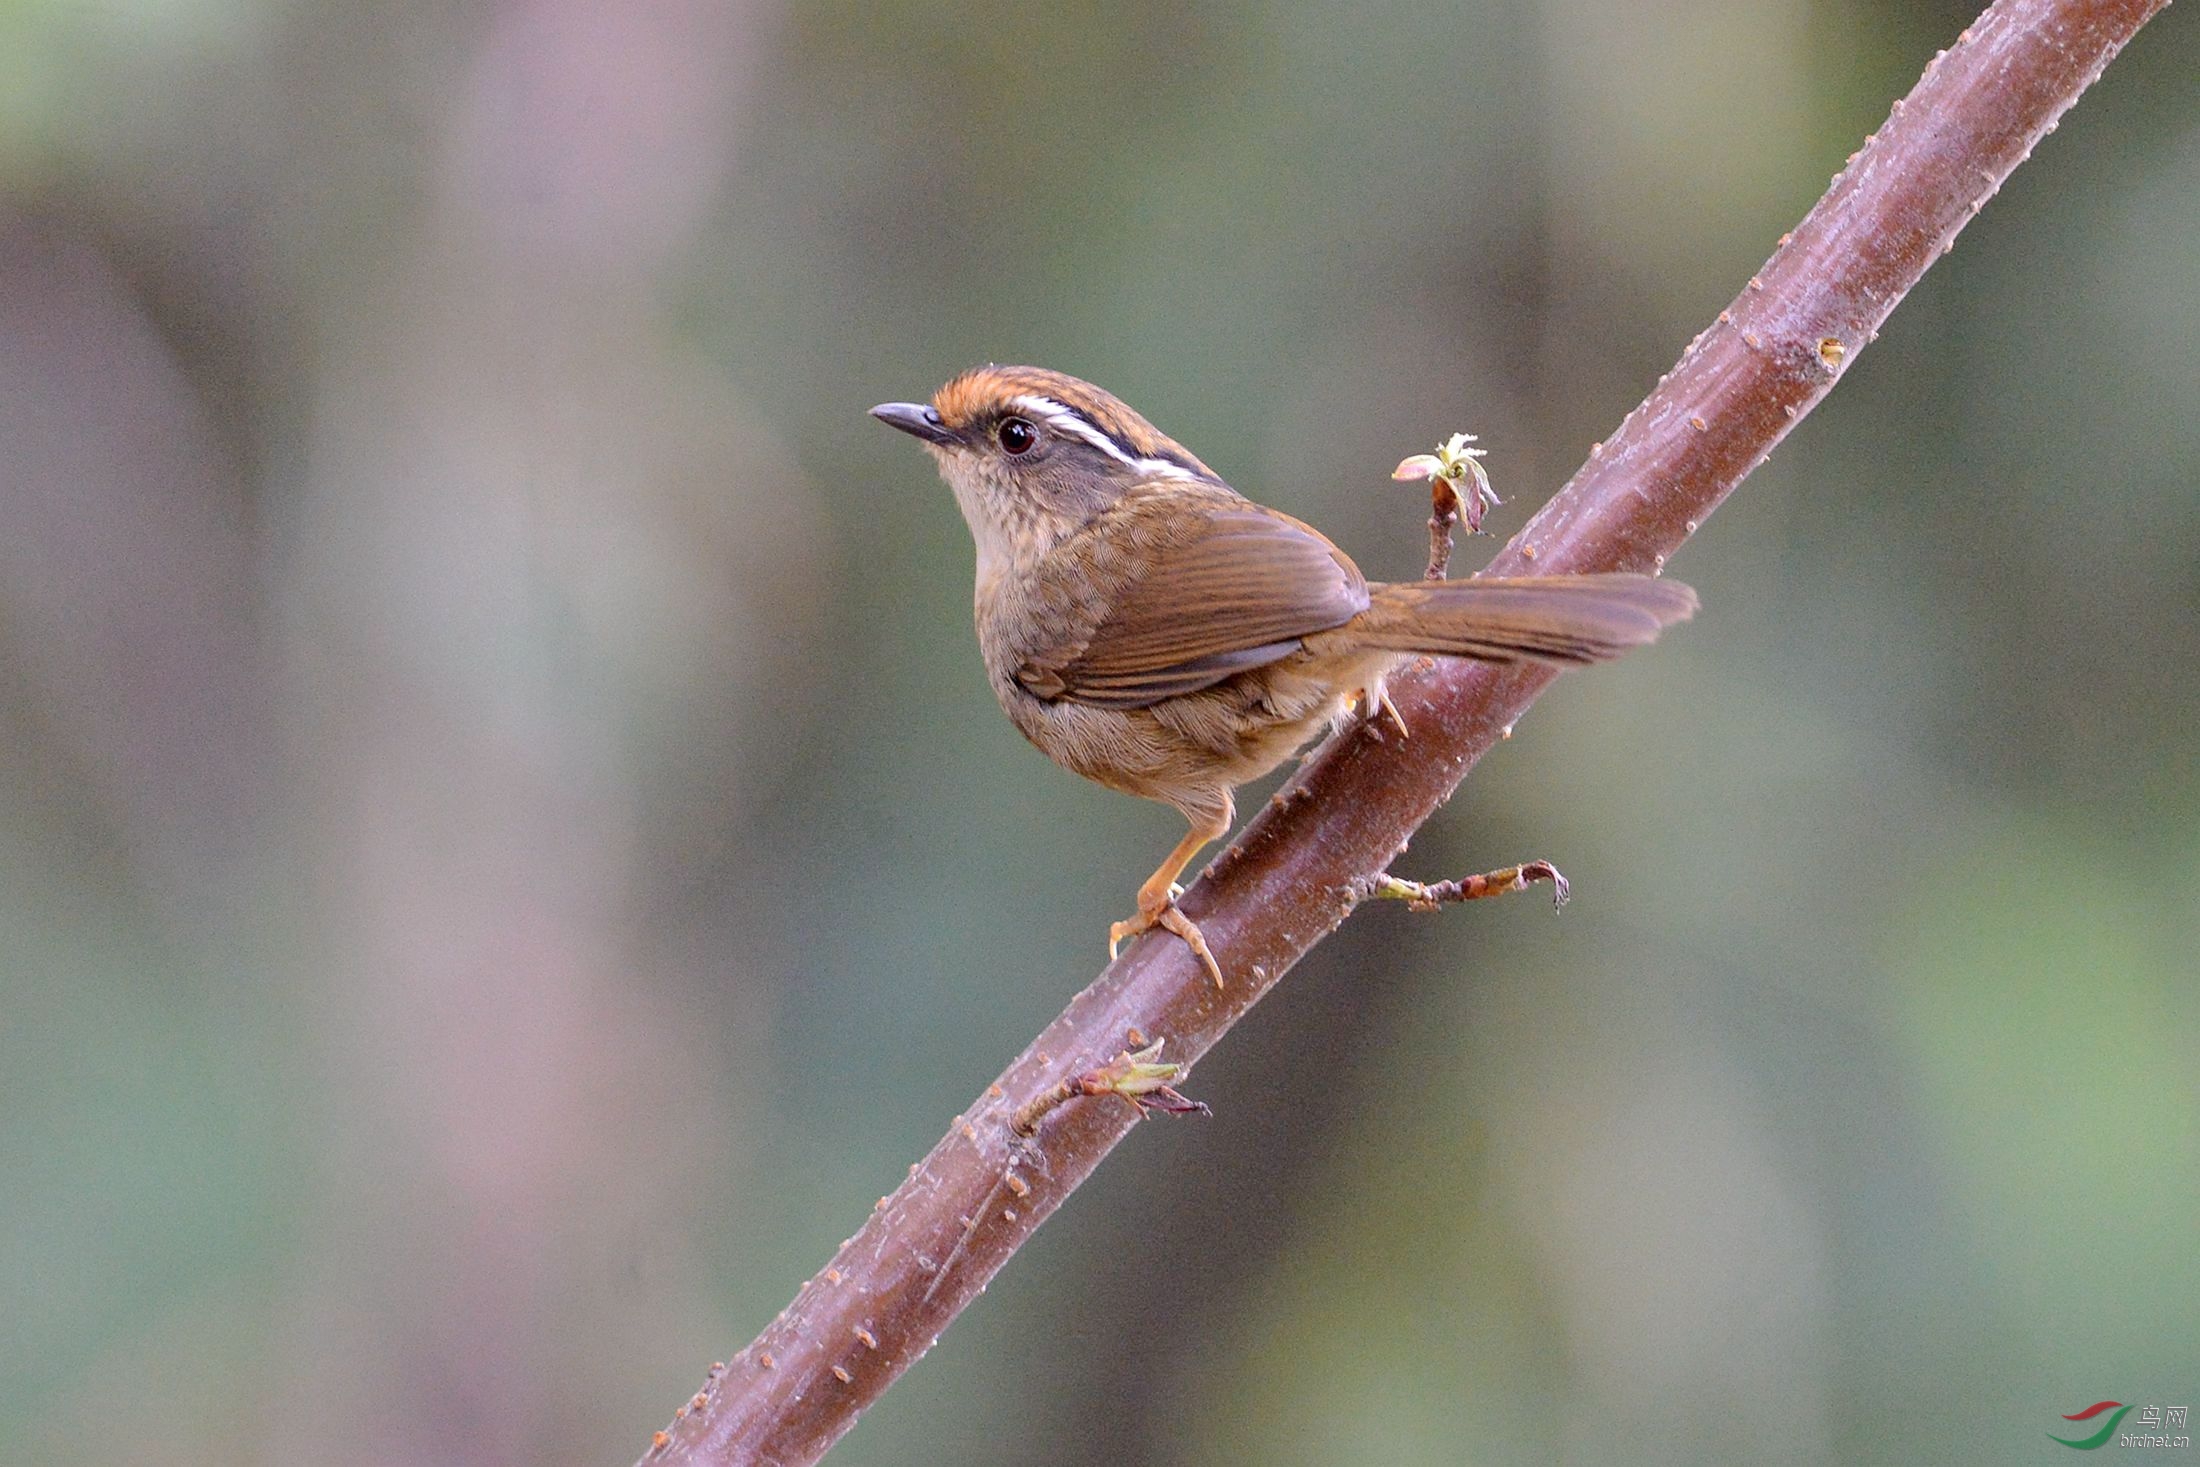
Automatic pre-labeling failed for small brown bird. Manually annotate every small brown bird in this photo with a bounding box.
[873,366,1695,985]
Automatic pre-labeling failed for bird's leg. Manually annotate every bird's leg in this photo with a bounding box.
[1108,814,1230,987]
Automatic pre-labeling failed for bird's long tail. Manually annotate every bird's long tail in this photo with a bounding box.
[1336,573,1698,665]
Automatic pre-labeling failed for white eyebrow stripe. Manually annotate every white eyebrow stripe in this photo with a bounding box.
[1011,394,1137,465]
[1009,394,1207,481]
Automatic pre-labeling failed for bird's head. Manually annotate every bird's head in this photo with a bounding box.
[871,365,1219,585]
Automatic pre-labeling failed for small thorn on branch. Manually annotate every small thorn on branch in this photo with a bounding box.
[1354,860,1571,913]
[1011,1040,1211,1138]
[1391,432,1500,579]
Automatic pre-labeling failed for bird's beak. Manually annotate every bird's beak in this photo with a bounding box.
[870,401,956,446]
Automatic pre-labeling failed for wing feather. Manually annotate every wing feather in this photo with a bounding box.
[1014,495,1368,710]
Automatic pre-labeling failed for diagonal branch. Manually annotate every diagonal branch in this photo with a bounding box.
[639,0,2168,1460]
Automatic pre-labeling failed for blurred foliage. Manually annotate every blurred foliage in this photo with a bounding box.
[0,1,2194,1464]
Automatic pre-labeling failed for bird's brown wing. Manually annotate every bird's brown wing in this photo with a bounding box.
[1014,490,1369,709]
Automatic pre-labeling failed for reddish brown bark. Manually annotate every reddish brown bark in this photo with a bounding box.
[639,0,2170,1460]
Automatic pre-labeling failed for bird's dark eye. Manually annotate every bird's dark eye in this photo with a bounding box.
[996,417,1038,455]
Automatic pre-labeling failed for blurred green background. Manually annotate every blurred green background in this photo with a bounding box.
[2,1,2194,1463]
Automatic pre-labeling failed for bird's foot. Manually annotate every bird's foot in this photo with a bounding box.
[1339,685,1410,740]
[1365,684,1409,739]
[1108,888,1224,987]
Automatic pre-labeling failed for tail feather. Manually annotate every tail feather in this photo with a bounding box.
[1342,573,1697,666]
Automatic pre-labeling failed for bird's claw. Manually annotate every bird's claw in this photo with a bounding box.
[1369,686,1409,739]
[1109,899,1225,987]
